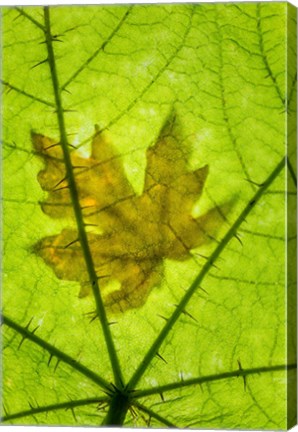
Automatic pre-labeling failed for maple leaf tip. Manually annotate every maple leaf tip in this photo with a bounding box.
[31,131,45,153]
[31,130,43,142]
[29,240,40,255]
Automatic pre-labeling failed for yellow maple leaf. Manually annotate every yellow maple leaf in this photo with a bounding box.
[33,113,228,313]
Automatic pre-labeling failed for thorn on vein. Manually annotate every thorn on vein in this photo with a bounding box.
[31,58,48,69]
[234,233,243,246]
[63,238,79,249]
[44,143,60,151]
[157,314,168,322]
[52,185,69,192]
[237,359,247,391]
[54,359,60,372]
[156,352,167,364]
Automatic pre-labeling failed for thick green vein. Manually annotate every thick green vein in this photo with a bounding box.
[1,80,54,107]
[132,363,296,398]
[1,396,108,422]
[43,6,124,389]
[128,157,286,390]
[132,401,177,428]
[2,314,112,392]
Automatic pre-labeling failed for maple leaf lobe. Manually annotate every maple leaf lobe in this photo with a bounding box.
[33,113,228,312]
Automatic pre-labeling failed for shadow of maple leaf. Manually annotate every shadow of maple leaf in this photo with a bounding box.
[33,112,230,312]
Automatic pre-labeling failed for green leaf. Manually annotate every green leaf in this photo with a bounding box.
[1,3,296,428]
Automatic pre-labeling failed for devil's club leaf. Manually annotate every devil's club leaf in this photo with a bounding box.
[33,113,228,312]
[2,3,296,428]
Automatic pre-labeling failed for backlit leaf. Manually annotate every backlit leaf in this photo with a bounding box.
[1,3,296,429]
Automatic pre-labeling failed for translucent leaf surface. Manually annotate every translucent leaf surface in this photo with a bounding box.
[1,3,296,428]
